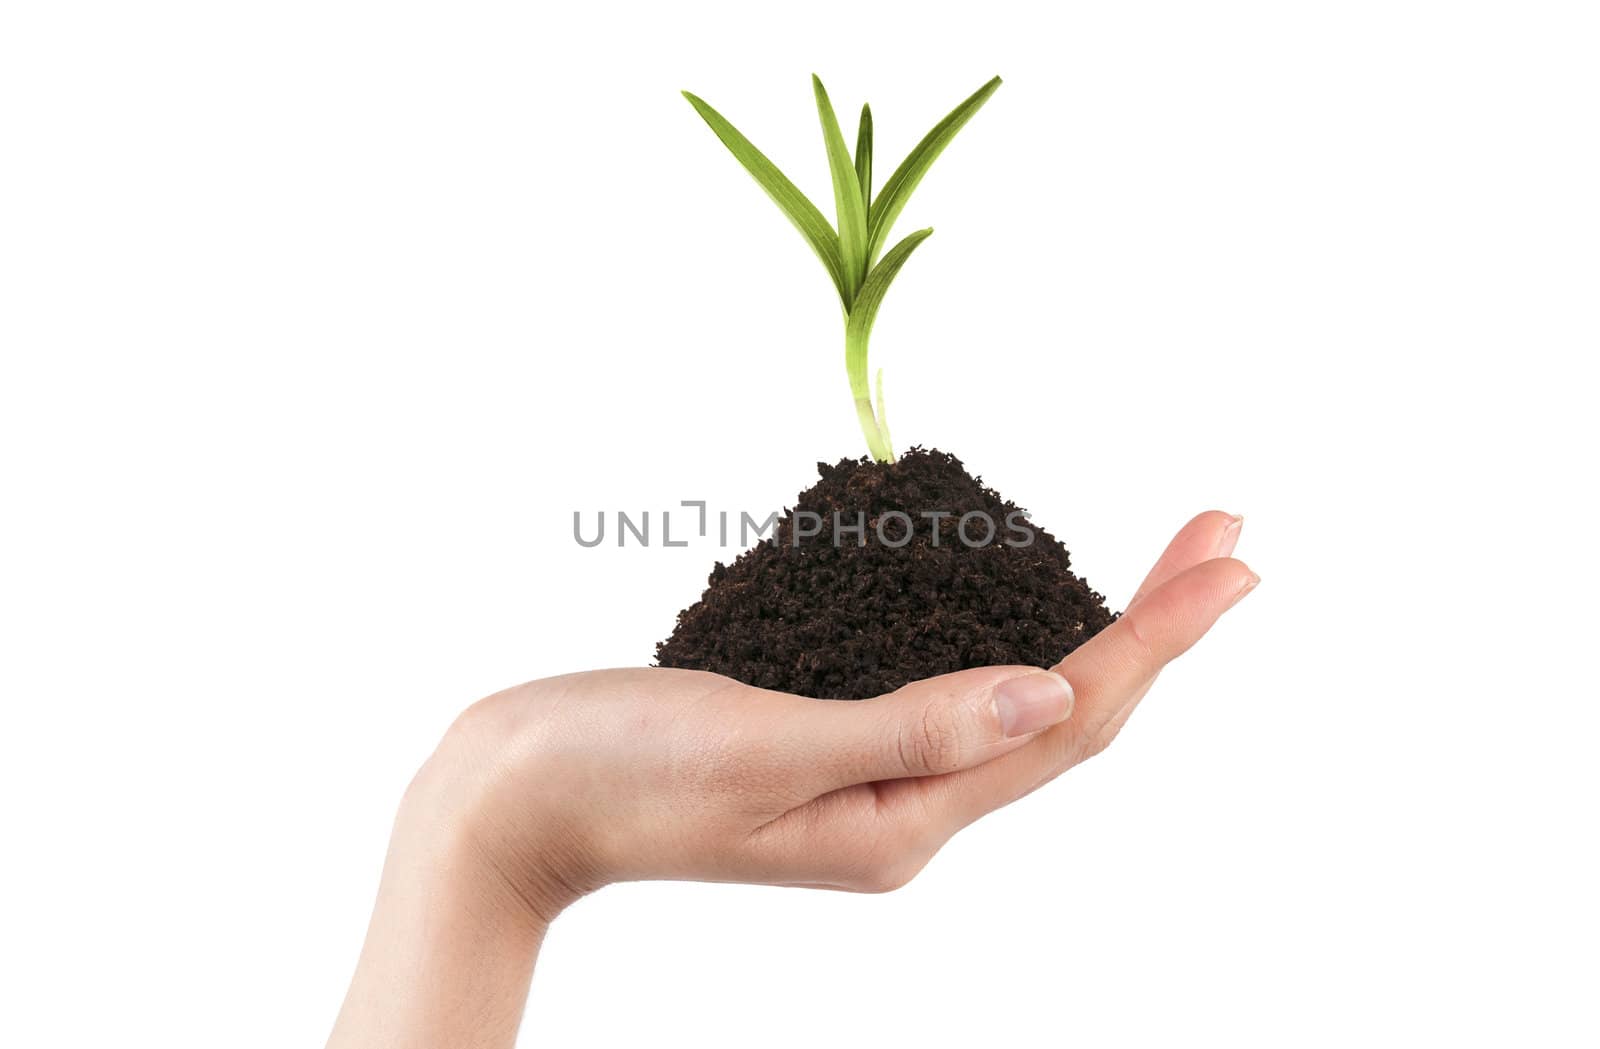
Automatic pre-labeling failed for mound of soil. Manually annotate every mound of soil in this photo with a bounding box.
[655,448,1116,700]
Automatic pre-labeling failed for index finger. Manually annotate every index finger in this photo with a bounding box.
[920,556,1258,828]
[1128,510,1243,610]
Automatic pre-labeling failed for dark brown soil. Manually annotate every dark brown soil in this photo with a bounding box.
[655,448,1116,700]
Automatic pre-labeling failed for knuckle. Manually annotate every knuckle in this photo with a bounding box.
[1120,608,1160,666]
[897,701,966,776]
[1073,718,1112,761]
[841,808,942,894]
[1081,726,1116,760]
[1031,720,1098,780]
[853,853,927,894]
[856,867,911,894]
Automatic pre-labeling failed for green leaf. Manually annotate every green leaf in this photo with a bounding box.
[867,75,1001,264]
[812,75,869,305]
[855,104,873,212]
[848,228,935,349]
[682,90,846,303]
[845,228,933,461]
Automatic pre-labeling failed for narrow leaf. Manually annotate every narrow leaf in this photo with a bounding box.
[844,228,933,461]
[867,75,1001,263]
[812,75,869,305]
[855,104,873,212]
[848,228,935,347]
[682,90,846,303]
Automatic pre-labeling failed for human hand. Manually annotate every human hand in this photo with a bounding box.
[329,511,1254,1048]
[419,510,1254,912]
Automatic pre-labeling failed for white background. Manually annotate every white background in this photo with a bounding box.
[2,2,1596,1045]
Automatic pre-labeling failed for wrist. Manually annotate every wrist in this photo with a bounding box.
[389,804,559,940]
[330,696,598,1049]
[398,706,599,928]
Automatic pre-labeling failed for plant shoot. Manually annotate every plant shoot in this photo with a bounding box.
[682,75,1001,462]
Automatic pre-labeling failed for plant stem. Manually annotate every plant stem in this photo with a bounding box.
[853,394,893,463]
[849,342,894,462]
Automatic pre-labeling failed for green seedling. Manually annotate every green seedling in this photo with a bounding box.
[682,75,1001,462]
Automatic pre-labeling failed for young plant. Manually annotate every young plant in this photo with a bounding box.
[682,75,1001,463]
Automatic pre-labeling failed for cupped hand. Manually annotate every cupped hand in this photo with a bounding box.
[408,511,1257,922]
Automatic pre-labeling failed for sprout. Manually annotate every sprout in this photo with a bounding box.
[683,75,1002,462]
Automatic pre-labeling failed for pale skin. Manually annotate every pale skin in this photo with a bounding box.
[328,511,1256,1049]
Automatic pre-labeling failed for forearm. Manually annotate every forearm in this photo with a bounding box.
[327,768,555,1049]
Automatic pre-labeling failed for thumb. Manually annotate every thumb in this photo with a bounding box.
[796,666,1077,793]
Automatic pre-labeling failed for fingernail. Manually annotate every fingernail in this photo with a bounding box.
[1228,571,1260,609]
[1217,514,1244,559]
[994,671,1075,738]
